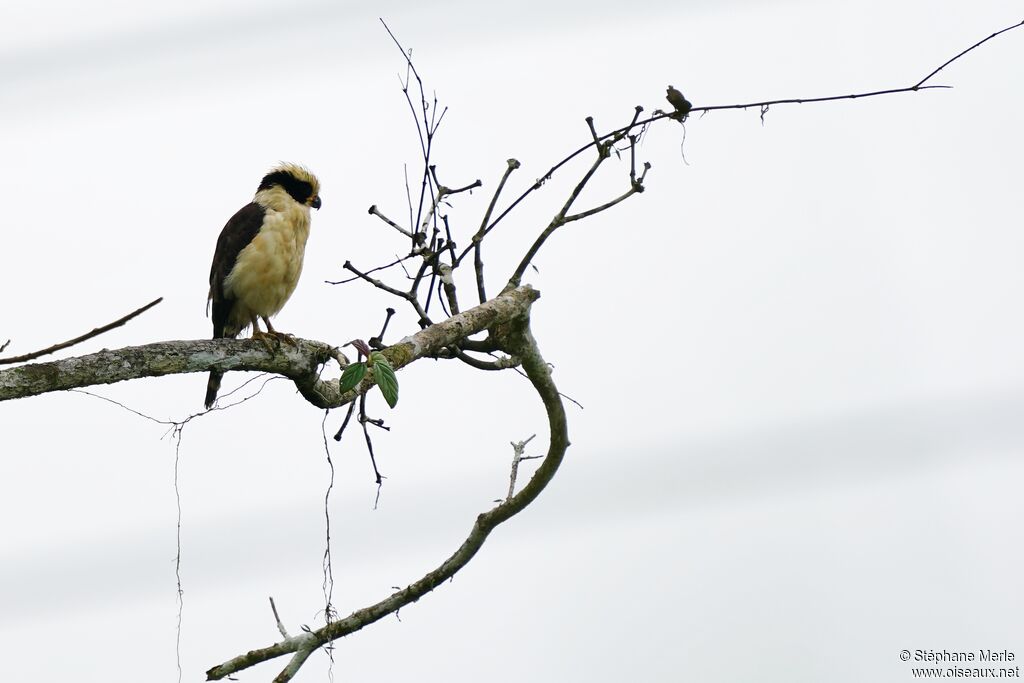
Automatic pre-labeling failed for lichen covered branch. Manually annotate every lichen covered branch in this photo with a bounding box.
[0,286,539,406]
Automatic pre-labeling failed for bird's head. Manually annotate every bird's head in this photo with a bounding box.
[256,162,322,210]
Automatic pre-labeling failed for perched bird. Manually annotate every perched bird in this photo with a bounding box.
[665,85,692,121]
[205,163,322,408]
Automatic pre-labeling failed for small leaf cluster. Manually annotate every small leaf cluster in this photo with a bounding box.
[338,352,399,408]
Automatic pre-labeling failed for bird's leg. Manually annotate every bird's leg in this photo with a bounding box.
[249,315,276,352]
[263,316,298,347]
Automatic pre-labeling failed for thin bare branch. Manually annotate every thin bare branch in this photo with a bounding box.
[465,158,521,304]
[433,168,483,197]
[269,598,289,638]
[561,162,651,224]
[0,297,162,365]
[507,434,537,501]
[585,116,600,145]
[692,84,949,115]
[359,394,385,484]
[332,400,358,442]
[405,257,435,325]
[369,307,398,349]
[915,18,1024,87]
[507,150,609,287]
[326,255,415,285]
[403,163,415,238]
[383,21,446,243]
[452,349,519,371]
[367,204,413,238]
[343,260,431,324]
[438,263,459,315]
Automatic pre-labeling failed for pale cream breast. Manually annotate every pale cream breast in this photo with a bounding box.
[223,200,311,321]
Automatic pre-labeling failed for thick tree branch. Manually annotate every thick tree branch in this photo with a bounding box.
[0,287,539,407]
[0,337,336,403]
[207,296,568,680]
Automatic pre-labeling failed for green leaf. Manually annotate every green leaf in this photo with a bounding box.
[339,362,367,393]
[373,357,399,408]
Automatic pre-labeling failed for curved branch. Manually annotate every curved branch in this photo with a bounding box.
[206,297,568,680]
[452,349,519,371]
[0,286,540,405]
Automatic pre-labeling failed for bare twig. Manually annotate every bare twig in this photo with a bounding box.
[438,177,483,197]
[456,113,643,266]
[367,204,413,238]
[452,349,520,371]
[508,148,612,287]
[423,254,440,317]
[693,84,949,114]
[0,296,162,365]
[332,400,358,442]
[403,163,415,239]
[405,257,435,327]
[438,263,459,316]
[343,260,430,324]
[269,597,289,638]
[440,214,458,265]
[369,307,397,349]
[383,19,444,242]
[915,19,1024,87]
[506,434,537,501]
[467,158,521,303]
[563,165,650,224]
[326,255,415,285]
[359,393,385,484]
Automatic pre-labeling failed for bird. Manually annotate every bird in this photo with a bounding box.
[205,162,322,409]
[665,85,692,121]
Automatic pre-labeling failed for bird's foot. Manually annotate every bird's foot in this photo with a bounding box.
[253,330,299,351]
[270,331,299,348]
[251,330,277,353]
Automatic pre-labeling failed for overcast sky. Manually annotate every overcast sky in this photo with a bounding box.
[2,1,1022,681]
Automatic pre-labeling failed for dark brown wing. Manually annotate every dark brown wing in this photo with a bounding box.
[209,202,265,339]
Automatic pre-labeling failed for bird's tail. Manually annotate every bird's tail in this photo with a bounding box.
[205,369,223,409]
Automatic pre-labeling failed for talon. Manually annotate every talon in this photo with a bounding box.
[276,332,299,348]
[251,330,276,353]
[261,318,298,347]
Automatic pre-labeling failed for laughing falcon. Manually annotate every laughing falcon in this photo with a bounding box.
[205,163,322,408]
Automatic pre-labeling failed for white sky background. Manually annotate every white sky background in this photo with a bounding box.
[1,0,1022,680]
